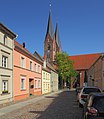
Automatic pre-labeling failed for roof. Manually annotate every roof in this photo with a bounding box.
[42,67,51,73]
[33,51,43,62]
[46,11,54,39]
[69,53,101,70]
[0,22,17,39]
[55,23,62,52]
[14,40,43,64]
[55,24,60,47]
[46,62,57,73]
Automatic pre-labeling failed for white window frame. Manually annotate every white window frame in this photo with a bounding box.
[34,80,37,88]
[38,65,40,73]
[2,55,8,68]
[30,61,32,70]
[43,72,45,79]
[21,57,25,68]
[34,63,36,72]
[21,78,26,90]
[4,34,7,45]
[38,80,41,88]
[2,80,8,93]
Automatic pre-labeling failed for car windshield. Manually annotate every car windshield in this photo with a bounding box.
[93,96,104,111]
[83,88,101,94]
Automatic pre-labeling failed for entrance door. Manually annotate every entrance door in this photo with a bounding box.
[29,79,34,96]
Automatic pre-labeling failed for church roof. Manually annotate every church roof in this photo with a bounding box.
[55,23,62,49]
[46,11,54,39]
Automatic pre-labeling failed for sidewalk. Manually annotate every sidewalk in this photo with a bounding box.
[0,90,64,116]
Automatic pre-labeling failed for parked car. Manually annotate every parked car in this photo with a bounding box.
[82,93,104,119]
[78,86,101,107]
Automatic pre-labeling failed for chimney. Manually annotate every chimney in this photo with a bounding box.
[23,42,25,48]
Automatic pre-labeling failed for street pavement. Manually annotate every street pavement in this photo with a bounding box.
[0,89,83,119]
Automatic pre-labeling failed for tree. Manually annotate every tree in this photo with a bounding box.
[55,52,77,88]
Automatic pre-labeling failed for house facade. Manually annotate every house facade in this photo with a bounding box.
[42,67,51,94]
[14,41,43,101]
[0,23,16,104]
[87,54,104,90]
[47,62,58,92]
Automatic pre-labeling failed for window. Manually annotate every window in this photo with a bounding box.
[21,79,25,90]
[43,72,45,79]
[38,80,41,88]
[46,73,47,80]
[30,61,32,70]
[21,57,25,68]
[2,56,8,68]
[2,80,8,93]
[34,63,36,72]
[44,83,45,91]
[34,80,37,88]
[38,65,40,73]
[4,34,7,45]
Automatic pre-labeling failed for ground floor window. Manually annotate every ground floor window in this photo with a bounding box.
[21,78,26,90]
[34,80,37,88]
[2,80,8,93]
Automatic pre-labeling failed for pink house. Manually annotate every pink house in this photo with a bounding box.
[14,41,43,101]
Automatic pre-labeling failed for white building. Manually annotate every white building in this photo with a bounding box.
[0,23,16,104]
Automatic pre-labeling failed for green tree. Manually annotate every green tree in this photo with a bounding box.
[55,52,77,88]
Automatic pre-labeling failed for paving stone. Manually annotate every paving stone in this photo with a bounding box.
[0,90,83,119]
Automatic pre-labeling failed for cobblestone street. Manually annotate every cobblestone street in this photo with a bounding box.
[0,90,83,119]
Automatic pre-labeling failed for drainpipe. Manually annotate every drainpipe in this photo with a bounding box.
[12,35,18,101]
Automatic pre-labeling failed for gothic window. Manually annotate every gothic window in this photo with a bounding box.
[47,44,50,50]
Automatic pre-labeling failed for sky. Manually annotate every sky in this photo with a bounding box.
[0,0,104,56]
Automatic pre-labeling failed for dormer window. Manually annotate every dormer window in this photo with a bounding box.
[4,34,7,45]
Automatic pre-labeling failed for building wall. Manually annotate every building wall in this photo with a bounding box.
[88,57,104,90]
[51,70,58,92]
[42,70,51,94]
[0,32,14,104]
[14,48,42,101]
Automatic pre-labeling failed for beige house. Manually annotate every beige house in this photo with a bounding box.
[0,23,16,104]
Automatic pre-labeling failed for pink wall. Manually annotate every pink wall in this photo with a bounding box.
[14,49,42,101]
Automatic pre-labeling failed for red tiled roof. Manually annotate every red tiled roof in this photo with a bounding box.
[14,40,43,64]
[69,53,101,70]
[14,40,31,54]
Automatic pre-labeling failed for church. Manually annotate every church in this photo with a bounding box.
[44,11,62,65]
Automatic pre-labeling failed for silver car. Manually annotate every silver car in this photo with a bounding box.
[78,86,101,108]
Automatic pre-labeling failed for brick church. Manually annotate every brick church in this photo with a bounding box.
[44,11,62,65]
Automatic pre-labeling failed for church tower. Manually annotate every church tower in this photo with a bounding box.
[44,11,62,65]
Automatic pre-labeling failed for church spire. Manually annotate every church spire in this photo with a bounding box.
[55,23,62,49]
[46,11,54,39]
